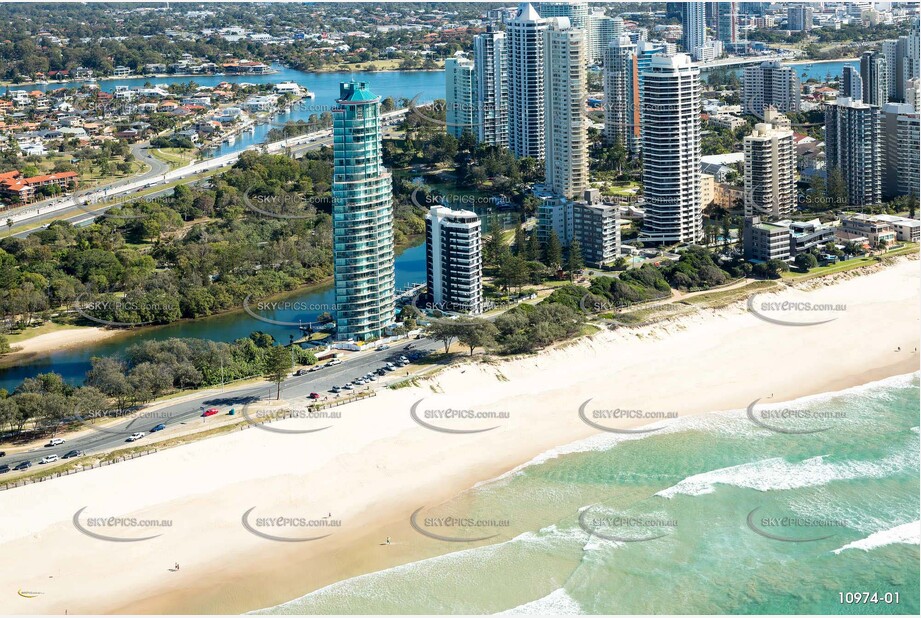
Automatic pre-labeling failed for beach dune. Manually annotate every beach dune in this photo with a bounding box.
[0,258,918,615]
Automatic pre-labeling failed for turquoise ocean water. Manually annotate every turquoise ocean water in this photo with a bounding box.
[256,374,920,615]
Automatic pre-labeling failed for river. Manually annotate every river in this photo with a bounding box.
[23,64,446,158]
[0,240,427,391]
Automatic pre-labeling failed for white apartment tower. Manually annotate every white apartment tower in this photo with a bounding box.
[444,57,477,138]
[742,60,802,117]
[543,17,588,199]
[680,2,706,61]
[640,53,703,245]
[473,27,509,147]
[332,81,395,341]
[603,35,640,153]
[425,206,483,314]
[508,2,548,159]
[744,111,796,219]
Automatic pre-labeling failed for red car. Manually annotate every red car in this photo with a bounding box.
[202,407,220,417]
[308,392,321,400]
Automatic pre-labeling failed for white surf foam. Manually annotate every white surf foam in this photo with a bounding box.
[832,521,921,555]
[476,372,920,489]
[656,448,915,499]
[496,587,583,615]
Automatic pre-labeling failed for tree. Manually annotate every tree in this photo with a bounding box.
[455,318,499,356]
[0,335,10,355]
[794,252,818,271]
[544,231,563,269]
[425,318,465,355]
[826,167,848,208]
[498,254,529,294]
[513,224,526,256]
[566,240,584,281]
[526,232,541,261]
[264,345,293,400]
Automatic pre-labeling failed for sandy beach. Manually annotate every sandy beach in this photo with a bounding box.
[0,257,917,615]
[1,326,122,367]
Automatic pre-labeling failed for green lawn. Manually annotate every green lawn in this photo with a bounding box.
[782,244,917,280]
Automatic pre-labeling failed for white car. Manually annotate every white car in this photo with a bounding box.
[327,359,342,367]
[40,454,59,464]
[127,432,145,442]
[47,438,65,446]
[342,384,354,390]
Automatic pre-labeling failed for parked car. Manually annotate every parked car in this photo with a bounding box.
[40,454,59,464]
[0,451,6,458]
[150,424,166,432]
[308,365,322,372]
[342,384,354,390]
[202,408,219,417]
[14,461,31,471]
[326,359,342,367]
[376,344,389,351]
[330,386,342,393]
[63,450,85,459]
[127,432,145,442]
[308,392,321,400]
[0,464,10,474]
[47,438,65,447]
[294,369,307,376]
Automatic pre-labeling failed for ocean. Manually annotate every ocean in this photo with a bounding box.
[255,373,920,615]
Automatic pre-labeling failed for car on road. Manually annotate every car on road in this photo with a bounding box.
[202,408,220,417]
[376,344,390,351]
[150,424,166,432]
[47,438,65,446]
[63,450,85,459]
[308,392,321,400]
[127,432,145,442]
[40,454,59,464]
[14,461,32,471]
[326,359,342,367]
[0,464,10,474]
[0,451,5,457]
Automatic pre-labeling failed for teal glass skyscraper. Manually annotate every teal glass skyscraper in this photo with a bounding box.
[332,81,395,341]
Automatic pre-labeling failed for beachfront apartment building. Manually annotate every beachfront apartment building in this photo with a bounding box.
[331,81,395,341]
[473,27,509,147]
[445,56,477,138]
[640,53,703,245]
[543,17,588,199]
[507,2,548,159]
[425,206,483,314]
[838,213,897,247]
[572,189,621,267]
[743,114,796,219]
[743,216,836,262]
[881,102,920,198]
[536,1,588,29]
[825,97,882,207]
[742,61,801,118]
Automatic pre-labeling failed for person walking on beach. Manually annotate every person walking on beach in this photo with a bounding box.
[175,562,179,571]
[385,536,391,545]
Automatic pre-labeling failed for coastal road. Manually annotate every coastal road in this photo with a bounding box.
[0,338,442,474]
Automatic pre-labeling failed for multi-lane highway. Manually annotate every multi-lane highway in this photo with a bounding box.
[0,337,443,475]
